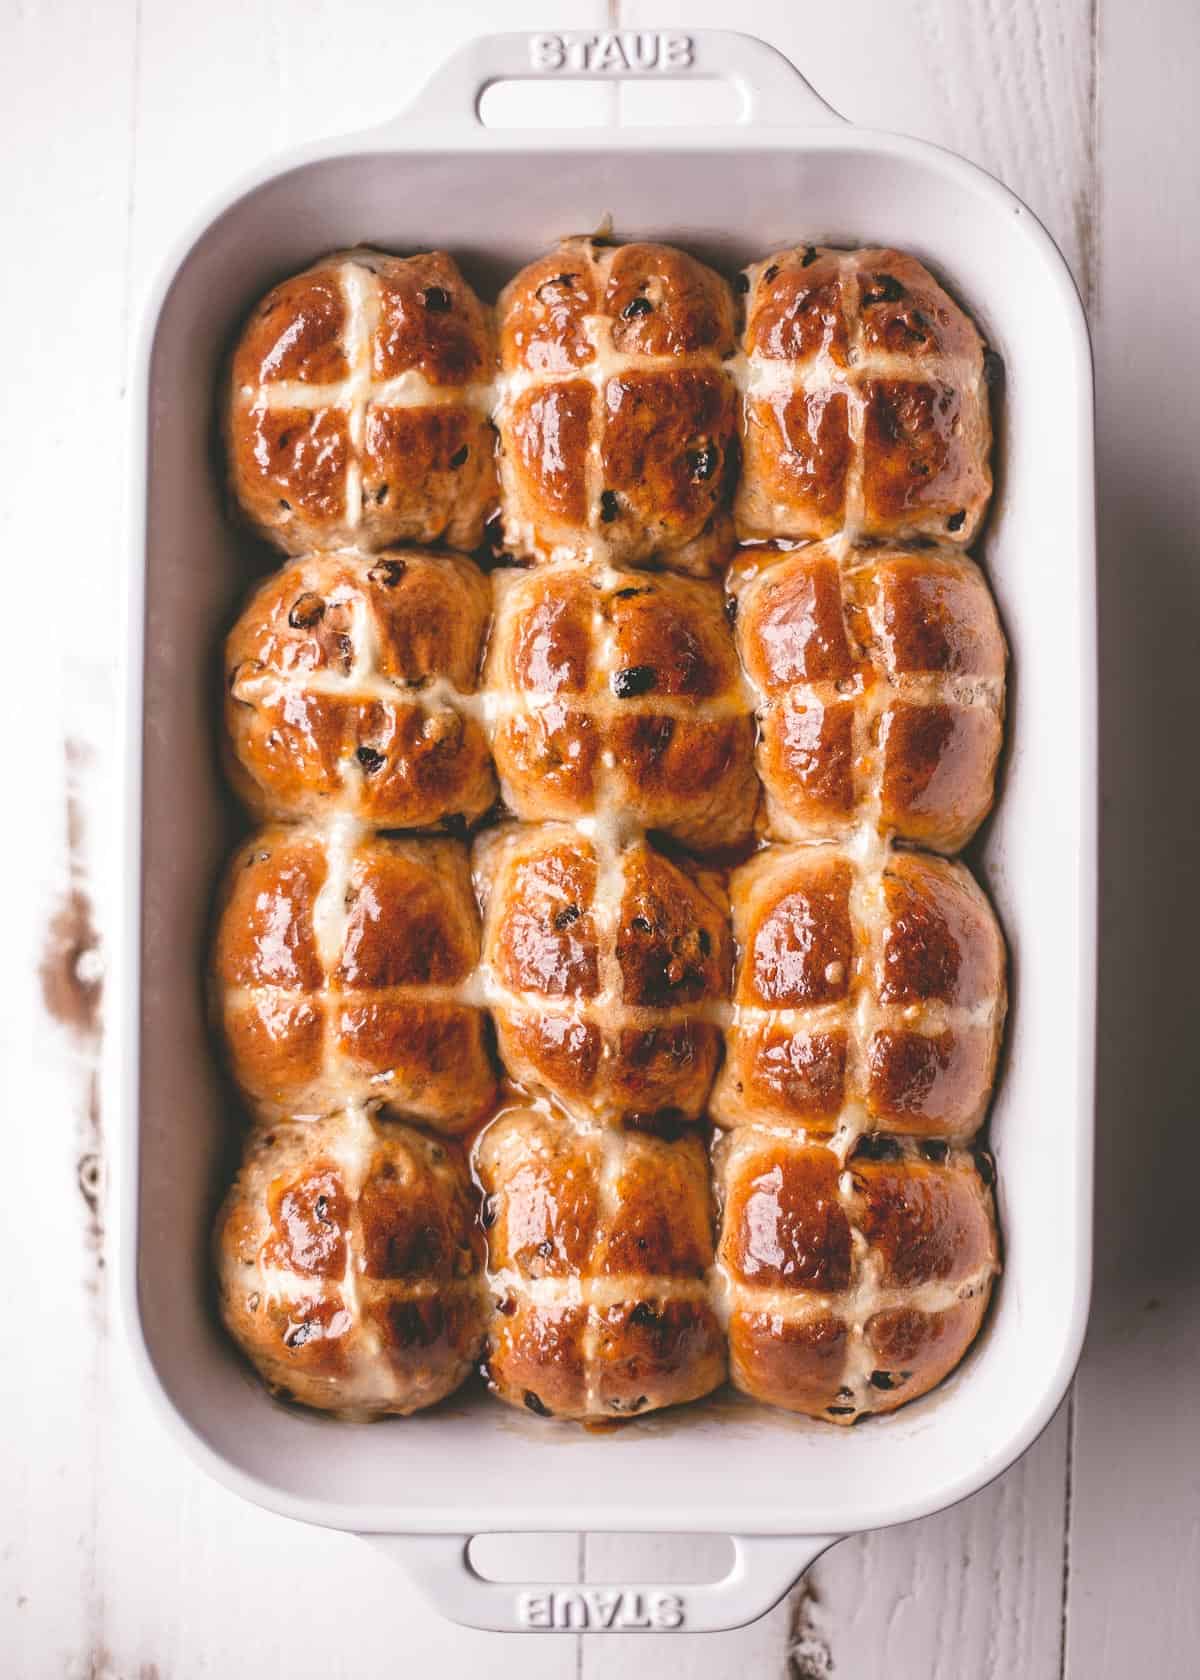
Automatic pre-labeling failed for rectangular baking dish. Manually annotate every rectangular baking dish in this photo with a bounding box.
[115,28,1096,1634]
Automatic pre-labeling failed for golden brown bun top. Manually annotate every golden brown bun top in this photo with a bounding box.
[215,1112,486,1415]
[220,1114,481,1284]
[742,246,982,368]
[475,823,731,1124]
[494,239,738,573]
[718,1134,996,1296]
[493,562,744,701]
[213,825,480,995]
[476,1108,714,1283]
[211,826,497,1132]
[484,561,758,849]
[735,246,992,548]
[479,824,731,1009]
[226,250,499,558]
[499,237,736,374]
[729,541,1006,853]
[714,1129,997,1421]
[713,840,1006,1141]
[733,844,1003,1014]
[227,547,491,697]
[732,541,1005,697]
[474,1108,725,1421]
[223,548,496,831]
[233,248,493,392]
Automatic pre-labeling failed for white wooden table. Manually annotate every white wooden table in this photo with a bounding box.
[6,1,1198,1673]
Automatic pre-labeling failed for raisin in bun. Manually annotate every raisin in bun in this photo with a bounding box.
[711,842,1005,1140]
[474,822,731,1126]
[485,561,757,850]
[212,826,496,1130]
[224,548,494,831]
[730,541,1005,851]
[476,1108,724,1420]
[715,1131,997,1421]
[226,249,497,555]
[495,237,737,574]
[736,247,992,546]
[215,1111,486,1414]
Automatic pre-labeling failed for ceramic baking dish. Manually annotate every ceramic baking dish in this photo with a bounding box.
[115,29,1096,1633]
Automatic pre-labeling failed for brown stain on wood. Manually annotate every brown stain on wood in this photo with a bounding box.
[40,740,102,1040]
[39,740,106,1266]
[1068,0,1101,316]
[44,743,153,1679]
[788,1575,835,1678]
[78,1072,105,1288]
[40,884,102,1038]
[79,1651,162,1680]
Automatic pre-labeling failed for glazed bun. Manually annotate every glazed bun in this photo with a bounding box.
[711,843,1005,1140]
[227,249,497,555]
[485,561,757,849]
[715,1131,997,1421]
[495,237,737,574]
[475,1108,724,1420]
[474,823,731,1126]
[212,826,496,1130]
[215,1111,486,1414]
[224,548,495,830]
[731,541,1006,851]
[736,247,992,546]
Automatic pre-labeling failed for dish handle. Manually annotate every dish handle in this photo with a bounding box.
[396,29,842,130]
[365,1531,840,1633]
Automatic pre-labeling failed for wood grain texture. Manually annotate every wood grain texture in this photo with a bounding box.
[4,0,1197,1674]
[620,0,1097,292]
[581,1409,1069,1680]
[4,2,601,1676]
[802,1404,1070,1680]
[609,2,1095,1673]
[1064,0,1200,1670]
[2,0,137,1669]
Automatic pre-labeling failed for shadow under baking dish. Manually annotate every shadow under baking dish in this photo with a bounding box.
[124,133,1094,1541]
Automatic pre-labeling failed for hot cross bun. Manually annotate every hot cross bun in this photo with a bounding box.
[212,825,496,1130]
[226,249,498,555]
[476,1108,724,1420]
[730,541,1006,851]
[485,561,757,850]
[224,548,495,830]
[736,247,992,546]
[474,823,731,1126]
[495,237,737,574]
[711,842,1006,1140]
[715,1131,997,1421]
[215,1112,487,1414]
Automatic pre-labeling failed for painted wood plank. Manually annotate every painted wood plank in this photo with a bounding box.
[1063,0,1200,1671]
[618,0,1095,294]
[803,1403,1071,1680]
[588,3,1095,1675]
[1,1,604,1676]
[616,0,1097,292]
[97,0,622,1662]
[0,0,139,1671]
[581,1406,1069,1680]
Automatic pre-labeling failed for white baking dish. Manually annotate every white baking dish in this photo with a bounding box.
[115,29,1096,1634]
